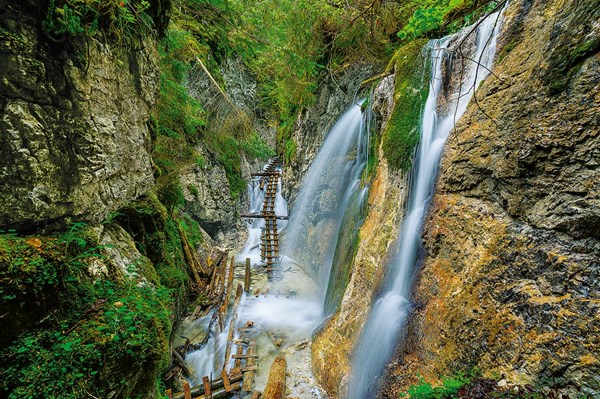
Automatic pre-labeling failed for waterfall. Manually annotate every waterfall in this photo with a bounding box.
[347,8,507,399]
[283,102,370,304]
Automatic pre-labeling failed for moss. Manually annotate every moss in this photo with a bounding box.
[382,39,430,170]
[284,138,298,164]
[0,226,173,399]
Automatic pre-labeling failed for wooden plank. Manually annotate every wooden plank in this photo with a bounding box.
[171,373,243,399]
[227,256,235,287]
[183,382,192,399]
[202,376,211,398]
[244,258,251,293]
[222,370,232,393]
[234,345,243,369]
[195,382,242,399]
[222,311,238,371]
[232,353,259,359]
[242,344,256,392]
[217,309,224,332]
[165,389,172,399]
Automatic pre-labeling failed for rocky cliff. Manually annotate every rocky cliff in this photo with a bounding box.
[0,0,158,232]
[382,0,600,397]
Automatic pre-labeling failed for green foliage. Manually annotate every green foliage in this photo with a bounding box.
[383,40,430,170]
[402,373,471,399]
[0,223,174,399]
[398,6,447,40]
[43,0,154,42]
[284,138,298,164]
[179,214,204,249]
[239,134,276,161]
[397,0,497,40]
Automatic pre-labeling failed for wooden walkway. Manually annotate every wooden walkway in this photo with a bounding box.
[167,252,258,399]
[245,158,285,279]
[167,158,288,399]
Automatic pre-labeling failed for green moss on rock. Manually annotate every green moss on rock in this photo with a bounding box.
[382,39,430,170]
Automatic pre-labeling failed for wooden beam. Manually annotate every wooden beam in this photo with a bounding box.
[222,370,232,393]
[262,356,286,399]
[202,376,211,398]
[183,382,192,399]
[244,258,251,293]
[232,353,259,359]
[240,214,288,220]
[242,344,256,392]
[171,373,243,399]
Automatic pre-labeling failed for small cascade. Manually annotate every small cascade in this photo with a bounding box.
[347,8,507,399]
[283,102,370,303]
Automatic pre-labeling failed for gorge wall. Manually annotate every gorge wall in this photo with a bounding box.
[381,0,600,397]
[0,0,158,232]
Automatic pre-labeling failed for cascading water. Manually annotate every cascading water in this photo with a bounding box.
[283,102,370,304]
[347,8,507,399]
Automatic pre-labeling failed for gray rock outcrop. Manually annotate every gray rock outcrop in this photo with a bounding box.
[0,1,157,231]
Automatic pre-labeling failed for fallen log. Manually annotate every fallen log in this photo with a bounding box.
[262,356,286,399]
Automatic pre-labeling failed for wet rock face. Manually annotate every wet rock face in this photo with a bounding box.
[0,1,157,231]
[180,146,245,245]
[382,0,600,397]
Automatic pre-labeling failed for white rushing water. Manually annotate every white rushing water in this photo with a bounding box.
[283,102,370,303]
[347,8,507,399]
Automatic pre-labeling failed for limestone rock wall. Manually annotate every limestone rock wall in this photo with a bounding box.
[181,57,274,246]
[381,0,600,397]
[0,0,158,231]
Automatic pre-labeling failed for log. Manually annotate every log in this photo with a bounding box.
[202,376,211,398]
[244,258,251,293]
[261,356,286,399]
[222,311,238,371]
[227,256,235,287]
[242,344,256,392]
[233,284,243,309]
[166,389,172,399]
[178,223,205,284]
[222,370,232,393]
[173,349,193,378]
[195,382,242,399]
